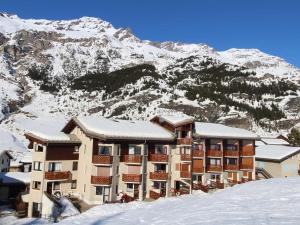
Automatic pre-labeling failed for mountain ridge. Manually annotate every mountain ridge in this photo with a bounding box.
[0,13,300,141]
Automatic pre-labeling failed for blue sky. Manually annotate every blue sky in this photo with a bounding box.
[1,0,299,67]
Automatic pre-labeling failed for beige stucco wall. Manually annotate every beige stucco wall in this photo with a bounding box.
[256,152,300,178]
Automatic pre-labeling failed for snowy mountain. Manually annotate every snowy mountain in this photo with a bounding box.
[0,12,300,142]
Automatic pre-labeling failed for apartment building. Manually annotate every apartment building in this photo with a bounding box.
[24,115,259,217]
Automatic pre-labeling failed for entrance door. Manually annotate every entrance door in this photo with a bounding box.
[32,202,41,217]
[103,187,110,203]
[47,182,52,195]
[133,184,139,199]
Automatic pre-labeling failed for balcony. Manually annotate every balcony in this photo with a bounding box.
[240,164,253,170]
[206,165,222,172]
[149,154,168,163]
[206,149,222,157]
[122,155,142,164]
[92,155,113,164]
[181,154,191,161]
[122,174,141,183]
[177,138,192,145]
[150,190,166,199]
[224,150,239,157]
[224,164,239,171]
[91,176,112,185]
[45,171,71,180]
[241,146,255,156]
[180,171,191,179]
[150,171,168,180]
[193,167,204,173]
[192,150,204,158]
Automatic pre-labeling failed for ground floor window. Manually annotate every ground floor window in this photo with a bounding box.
[32,202,41,217]
[71,180,77,189]
[211,174,221,181]
[126,183,133,192]
[153,181,166,189]
[53,181,60,190]
[96,186,103,195]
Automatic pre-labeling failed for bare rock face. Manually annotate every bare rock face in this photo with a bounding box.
[0,13,299,135]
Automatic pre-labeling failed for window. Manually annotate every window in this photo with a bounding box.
[128,145,141,155]
[96,186,103,195]
[32,181,41,190]
[210,144,221,150]
[209,158,221,165]
[180,147,191,154]
[74,146,79,153]
[98,146,111,155]
[33,161,43,171]
[155,145,167,154]
[36,145,43,152]
[226,144,237,151]
[115,185,118,194]
[72,161,78,171]
[211,174,221,181]
[192,144,203,151]
[155,164,166,172]
[153,181,166,189]
[126,183,133,192]
[227,158,237,165]
[71,180,77,189]
[53,182,60,190]
[48,162,62,172]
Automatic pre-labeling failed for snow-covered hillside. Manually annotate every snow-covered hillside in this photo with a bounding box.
[3,178,300,225]
[0,12,300,148]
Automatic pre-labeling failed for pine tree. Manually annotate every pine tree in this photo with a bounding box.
[287,128,300,146]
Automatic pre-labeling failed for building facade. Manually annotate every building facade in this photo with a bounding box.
[24,115,258,217]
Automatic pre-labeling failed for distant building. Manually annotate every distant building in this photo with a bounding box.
[256,145,300,178]
[0,150,13,172]
[9,151,32,173]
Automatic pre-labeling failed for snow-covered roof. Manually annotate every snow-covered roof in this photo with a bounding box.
[195,122,259,139]
[153,114,194,127]
[256,145,300,162]
[261,138,290,145]
[255,140,266,146]
[20,151,32,163]
[0,172,31,184]
[67,116,174,141]
[25,131,81,144]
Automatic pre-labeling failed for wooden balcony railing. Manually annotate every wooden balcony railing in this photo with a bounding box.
[241,146,255,156]
[92,155,113,164]
[224,150,239,157]
[192,183,209,193]
[149,154,168,162]
[122,155,142,164]
[193,167,204,173]
[91,176,112,185]
[122,174,142,183]
[45,171,71,180]
[150,171,168,180]
[240,164,253,170]
[206,165,223,172]
[206,149,222,157]
[180,171,191,179]
[177,138,192,145]
[210,181,225,189]
[192,150,204,158]
[181,154,191,161]
[224,164,239,171]
[149,190,161,200]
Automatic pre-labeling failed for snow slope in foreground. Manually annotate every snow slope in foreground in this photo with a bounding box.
[3,178,300,225]
[59,178,300,225]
